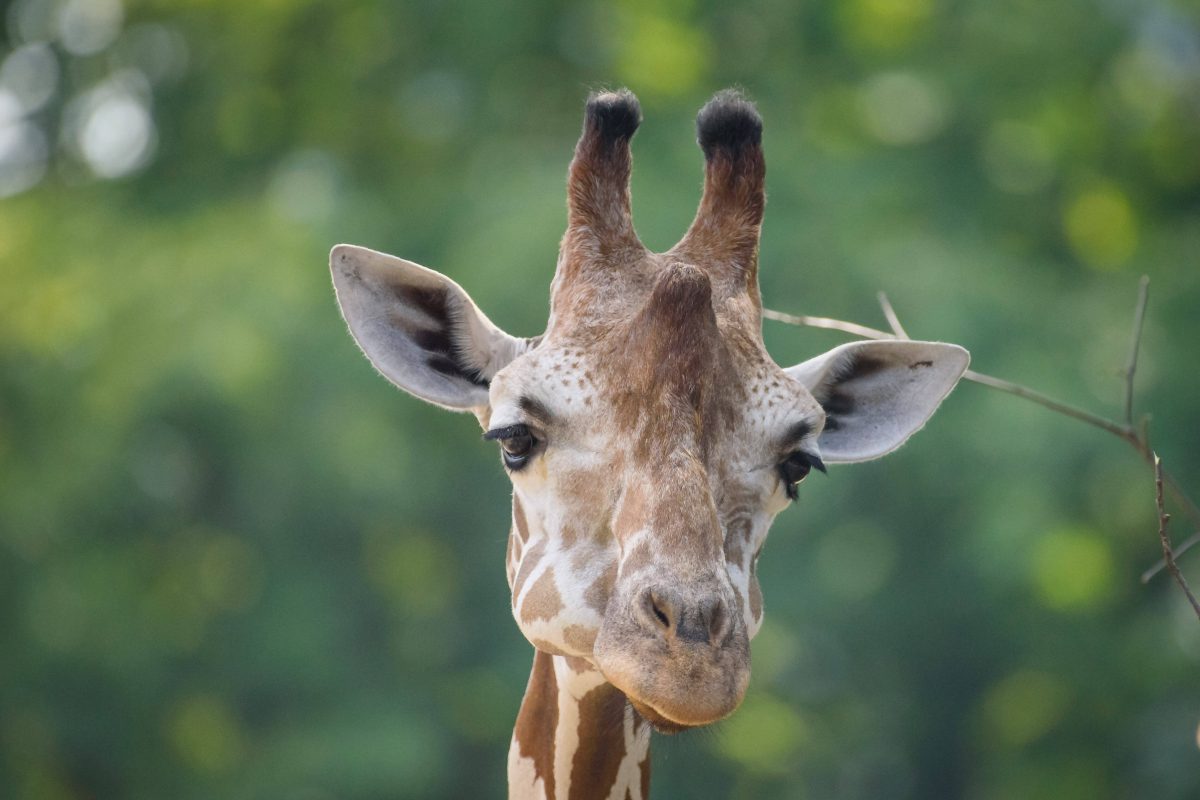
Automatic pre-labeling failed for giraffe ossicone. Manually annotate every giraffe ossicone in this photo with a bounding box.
[331,88,969,799]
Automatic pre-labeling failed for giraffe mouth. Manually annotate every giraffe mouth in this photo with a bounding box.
[627,698,698,735]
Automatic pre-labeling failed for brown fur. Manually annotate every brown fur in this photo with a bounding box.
[522,567,565,624]
[585,562,617,614]
[512,538,547,600]
[509,90,785,796]
[567,683,628,800]
[514,650,559,797]
[673,148,765,300]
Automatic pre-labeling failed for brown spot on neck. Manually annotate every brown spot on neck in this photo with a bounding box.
[568,682,629,800]
[515,650,559,798]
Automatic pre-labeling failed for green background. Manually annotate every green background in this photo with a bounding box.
[2,0,1199,797]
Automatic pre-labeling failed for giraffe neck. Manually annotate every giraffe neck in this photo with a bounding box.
[508,651,652,800]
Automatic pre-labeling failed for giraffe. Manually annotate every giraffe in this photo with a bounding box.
[330,88,969,799]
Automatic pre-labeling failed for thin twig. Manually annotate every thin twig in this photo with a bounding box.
[1143,531,1200,583]
[962,369,1133,440]
[1123,276,1150,427]
[765,307,1138,442]
[1154,454,1200,620]
[877,292,910,339]
[765,280,1200,592]
[766,310,1200,530]
[762,308,894,341]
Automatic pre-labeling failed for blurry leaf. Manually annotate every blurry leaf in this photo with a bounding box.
[166,694,246,775]
[1029,526,1116,611]
[980,669,1071,748]
[714,693,809,775]
[1063,183,1138,271]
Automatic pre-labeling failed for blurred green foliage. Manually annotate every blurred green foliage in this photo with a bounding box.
[2,0,1199,797]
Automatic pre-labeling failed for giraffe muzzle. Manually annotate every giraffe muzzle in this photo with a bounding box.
[593,578,751,732]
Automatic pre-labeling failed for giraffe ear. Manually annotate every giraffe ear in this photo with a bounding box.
[330,244,530,412]
[784,340,969,463]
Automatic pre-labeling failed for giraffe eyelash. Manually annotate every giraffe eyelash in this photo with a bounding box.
[484,424,539,471]
[779,450,826,501]
[483,423,530,442]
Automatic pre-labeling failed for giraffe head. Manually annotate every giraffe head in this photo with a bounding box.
[331,89,968,732]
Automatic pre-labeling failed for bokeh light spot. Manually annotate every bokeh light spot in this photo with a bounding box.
[0,43,59,114]
[190,316,277,397]
[267,149,340,224]
[981,670,1070,747]
[858,71,948,145]
[982,120,1056,194]
[364,529,458,618]
[1063,184,1138,270]
[166,694,245,775]
[1030,526,1115,611]
[615,11,708,99]
[65,71,156,179]
[0,118,47,197]
[714,693,808,774]
[837,0,934,53]
[58,0,124,56]
[7,269,100,358]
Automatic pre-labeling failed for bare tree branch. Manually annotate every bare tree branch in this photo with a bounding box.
[765,276,1200,603]
[1123,276,1150,428]
[762,308,894,341]
[1143,532,1200,583]
[962,369,1132,439]
[1154,454,1200,620]
[877,292,910,339]
[765,302,1137,442]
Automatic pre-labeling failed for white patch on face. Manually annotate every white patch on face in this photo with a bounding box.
[615,527,651,575]
[508,477,612,658]
[722,508,775,638]
[489,346,633,659]
[511,532,609,657]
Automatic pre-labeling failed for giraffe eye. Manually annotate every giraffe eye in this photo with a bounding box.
[778,451,825,500]
[483,424,538,471]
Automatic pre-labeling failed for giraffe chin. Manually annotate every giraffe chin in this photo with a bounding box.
[626,698,699,735]
[595,637,750,732]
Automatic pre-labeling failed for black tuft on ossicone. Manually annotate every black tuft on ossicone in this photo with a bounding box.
[585,89,642,143]
[696,89,762,159]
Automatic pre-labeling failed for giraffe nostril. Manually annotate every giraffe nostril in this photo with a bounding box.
[639,588,675,632]
[706,598,728,642]
[651,598,670,627]
[635,588,735,645]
